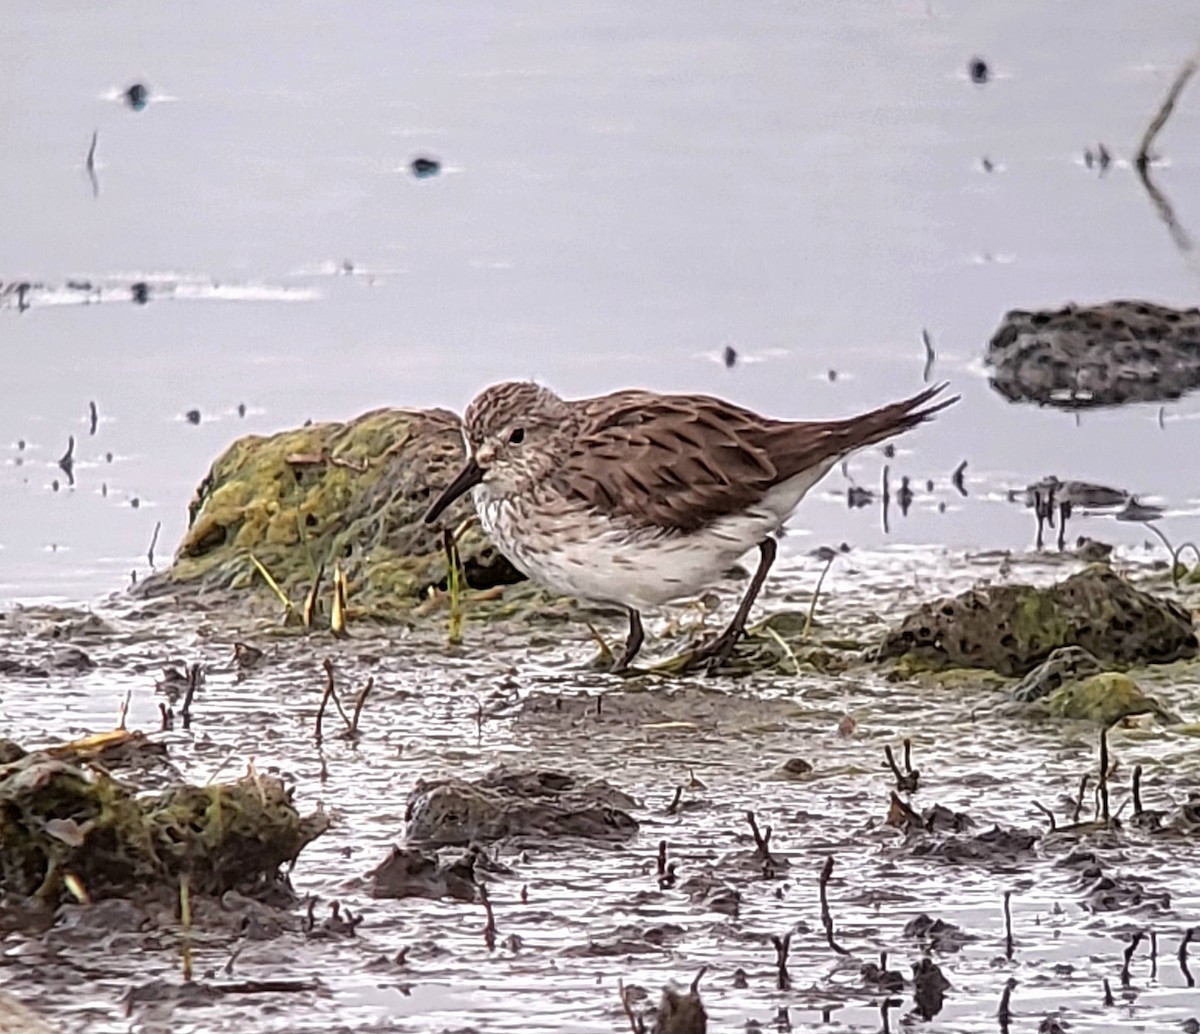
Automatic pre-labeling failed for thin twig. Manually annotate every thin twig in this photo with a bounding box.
[745,811,777,871]
[1137,56,1198,172]
[147,520,162,568]
[819,857,851,955]
[1073,773,1089,824]
[348,677,373,737]
[771,932,792,990]
[86,130,99,198]
[1032,801,1057,831]
[1003,890,1014,960]
[617,979,644,1034]
[1099,727,1111,824]
[1121,930,1144,987]
[478,883,497,950]
[315,662,336,744]
[180,663,202,730]
[1132,764,1144,816]
[1180,928,1196,988]
[998,977,1016,1029]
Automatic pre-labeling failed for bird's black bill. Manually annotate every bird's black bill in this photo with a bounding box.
[424,458,484,523]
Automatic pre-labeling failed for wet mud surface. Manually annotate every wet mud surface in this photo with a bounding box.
[3,549,1199,1033]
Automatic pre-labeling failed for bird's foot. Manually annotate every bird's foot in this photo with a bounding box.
[675,625,745,675]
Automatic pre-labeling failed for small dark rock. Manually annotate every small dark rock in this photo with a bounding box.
[411,156,441,178]
[185,409,201,426]
[368,844,479,901]
[903,913,974,953]
[912,957,950,1019]
[125,83,150,111]
[130,282,150,304]
[404,767,638,846]
[722,346,738,369]
[653,982,707,1034]
[968,57,989,83]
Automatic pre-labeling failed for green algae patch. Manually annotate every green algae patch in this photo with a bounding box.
[139,407,528,622]
[1035,673,1182,725]
[879,565,1197,676]
[0,735,328,906]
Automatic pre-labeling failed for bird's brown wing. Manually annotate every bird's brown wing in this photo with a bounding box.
[556,385,956,532]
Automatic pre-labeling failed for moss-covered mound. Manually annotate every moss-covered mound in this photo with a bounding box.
[1034,673,1181,725]
[138,407,525,620]
[879,566,1197,676]
[0,737,328,905]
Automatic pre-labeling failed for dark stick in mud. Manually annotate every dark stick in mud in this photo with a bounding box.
[1121,931,1144,986]
[884,743,918,791]
[318,658,354,733]
[997,977,1016,1031]
[1137,53,1198,173]
[745,810,776,868]
[315,662,336,743]
[349,676,373,737]
[1131,764,1144,816]
[1180,928,1196,987]
[771,932,792,990]
[1003,891,1014,960]
[921,329,935,383]
[147,520,162,568]
[1102,977,1115,1006]
[666,786,683,814]
[819,857,851,955]
[1098,727,1111,824]
[1073,774,1089,824]
[1150,930,1158,980]
[1134,52,1199,252]
[180,663,202,730]
[690,966,707,994]
[657,839,668,879]
[1032,801,1057,831]
[88,400,99,435]
[617,979,645,1034]
[478,883,497,950]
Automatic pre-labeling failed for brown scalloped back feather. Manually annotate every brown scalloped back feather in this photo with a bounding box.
[555,383,957,532]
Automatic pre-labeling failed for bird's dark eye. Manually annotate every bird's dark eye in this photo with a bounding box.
[508,428,525,445]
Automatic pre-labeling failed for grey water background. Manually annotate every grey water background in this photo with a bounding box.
[3,1,1200,604]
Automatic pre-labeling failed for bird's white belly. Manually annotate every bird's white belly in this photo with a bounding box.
[472,462,837,608]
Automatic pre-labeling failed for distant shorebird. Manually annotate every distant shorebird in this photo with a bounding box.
[425,381,958,672]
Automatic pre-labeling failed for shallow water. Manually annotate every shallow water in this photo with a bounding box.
[3,550,1200,1032]
[3,1,1200,1031]
[3,0,1200,602]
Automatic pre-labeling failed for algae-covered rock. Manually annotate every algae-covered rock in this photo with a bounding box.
[879,566,1197,676]
[985,299,1200,410]
[1035,673,1181,725]
[405,767,638,846]
[1012,646,1106,703]
[0,740,328,904]
[139,407,524,619]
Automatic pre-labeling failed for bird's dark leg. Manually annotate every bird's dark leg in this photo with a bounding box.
[683,538,778,673]
[1057,501,1071,552]
[612,608,645,673]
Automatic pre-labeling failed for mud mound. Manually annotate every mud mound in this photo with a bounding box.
[986,299,1200,409]
[138,407,525,620]
[880,566,1196,676]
